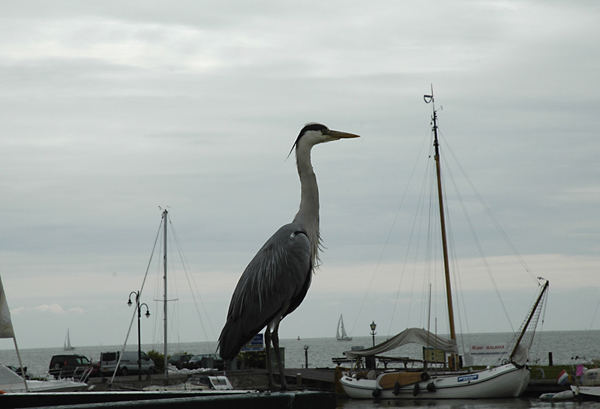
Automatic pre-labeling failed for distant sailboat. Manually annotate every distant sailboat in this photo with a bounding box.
[1,276,86,392]
[336,314,352,341]
[64,329,75,351]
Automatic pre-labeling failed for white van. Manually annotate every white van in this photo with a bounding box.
[99,351,155,376]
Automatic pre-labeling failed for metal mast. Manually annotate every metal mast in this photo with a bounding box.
[424,88,457,363]
[162,208,168,380]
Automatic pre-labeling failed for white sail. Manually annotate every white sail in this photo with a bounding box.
[336,314,352,341]
[0,277,15,339]
[64,329,75,350]
[0,276,29,391]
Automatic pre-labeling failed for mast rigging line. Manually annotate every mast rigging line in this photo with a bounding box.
[146,212,216,346]
[140,218,166,297]
[439,147,514,334]
[349,131,431,337]
[168,217,217,342]
[588,289,600,330]
[389,154,434,335]
[439,166,471,350]
[435,121,533,334]
[440,129,538,287]
[110,217,163,385]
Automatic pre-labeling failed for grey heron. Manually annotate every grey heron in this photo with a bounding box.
[218,123,359,389]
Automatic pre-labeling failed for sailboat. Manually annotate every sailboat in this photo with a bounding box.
[64,329,75,351]
[336,314,352,341]
[339,90,549,399]
[1,276,87,392]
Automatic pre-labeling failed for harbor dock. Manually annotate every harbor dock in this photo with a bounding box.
[86,367,567,397]
[0,390,336,409]
[0,366,571,408]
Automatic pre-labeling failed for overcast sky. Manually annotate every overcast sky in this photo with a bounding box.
[1,0,599,351]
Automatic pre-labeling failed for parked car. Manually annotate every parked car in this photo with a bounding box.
[99,351,155,376]
[185,353,224,370]
[168,352,193,369]
[48,354,93,379]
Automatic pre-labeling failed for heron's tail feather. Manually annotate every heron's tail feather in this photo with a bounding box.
[218,319,255,361]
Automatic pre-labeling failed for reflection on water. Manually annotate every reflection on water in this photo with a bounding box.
[337,398,596,409]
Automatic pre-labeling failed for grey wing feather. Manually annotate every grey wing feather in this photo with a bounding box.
[218,223,312,360]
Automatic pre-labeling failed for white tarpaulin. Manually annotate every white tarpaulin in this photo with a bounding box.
[344,327,457,358]
[0,276,15,338]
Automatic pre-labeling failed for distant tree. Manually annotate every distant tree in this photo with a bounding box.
[148,350,164,372]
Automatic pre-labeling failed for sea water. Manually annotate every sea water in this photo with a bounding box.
[1,331,598,377]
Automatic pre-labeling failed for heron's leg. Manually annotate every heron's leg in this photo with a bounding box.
[271,319,287,390]
[264,326,275,389]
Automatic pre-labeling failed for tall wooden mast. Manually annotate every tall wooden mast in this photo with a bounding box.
[424,89,457,349]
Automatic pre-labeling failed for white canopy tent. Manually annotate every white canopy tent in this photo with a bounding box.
[344,328,457,359]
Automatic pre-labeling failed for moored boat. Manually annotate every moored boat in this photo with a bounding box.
[340,363,530,399]
[0,364,88,393]
[339,89,549,399]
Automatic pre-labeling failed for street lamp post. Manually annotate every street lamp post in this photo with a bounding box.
[304,345,309,368]
[128,291,150,380]
[370,321,377,347]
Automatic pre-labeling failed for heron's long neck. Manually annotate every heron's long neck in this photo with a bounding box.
[293,143,320,265]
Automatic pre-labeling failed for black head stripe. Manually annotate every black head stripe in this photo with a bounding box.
[299,123,328,135]
[287,123,329,157]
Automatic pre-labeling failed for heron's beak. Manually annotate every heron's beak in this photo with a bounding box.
[328,129,360,139]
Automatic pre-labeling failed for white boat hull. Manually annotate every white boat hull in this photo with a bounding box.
[572,385,600,399]
[0,364,88,393]
[340,364,530,399]
[0,379,88,393]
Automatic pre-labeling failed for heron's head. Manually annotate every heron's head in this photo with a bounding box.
[289,123,359,156]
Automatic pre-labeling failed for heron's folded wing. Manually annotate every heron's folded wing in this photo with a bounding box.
[218,223,312,358]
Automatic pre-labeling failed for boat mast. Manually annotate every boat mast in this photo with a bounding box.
[424,89,457,347]
[162,208,168,380]
[509,279,549,362]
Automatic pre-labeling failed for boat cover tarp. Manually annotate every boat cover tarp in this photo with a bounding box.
[344,327,457,358]
[378,371,425,389]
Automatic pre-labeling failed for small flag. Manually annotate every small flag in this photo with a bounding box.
[557,369,569,385]
[576,364,585,377]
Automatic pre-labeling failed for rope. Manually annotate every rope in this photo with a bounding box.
[441,156,514,333]
[110,216,162,385]
[441,132,538,286]
[169,217,218,341]
[349,132,429,337]
[588,288,600,330]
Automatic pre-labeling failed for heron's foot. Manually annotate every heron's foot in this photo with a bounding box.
[267,382,284,391]
[267,376,287,391]
[276,374,288,391]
